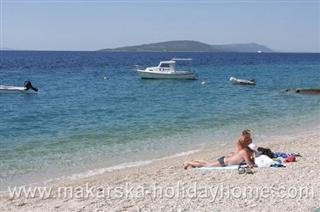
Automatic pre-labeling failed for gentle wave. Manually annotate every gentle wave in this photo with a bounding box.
[42,149,201,186]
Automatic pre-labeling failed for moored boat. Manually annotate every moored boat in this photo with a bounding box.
[136,58,197,80]
[229,77,256,85]
[0,81,38,93]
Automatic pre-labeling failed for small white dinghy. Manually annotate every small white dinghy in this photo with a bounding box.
[0,81,38,93]
[229,77,256,85]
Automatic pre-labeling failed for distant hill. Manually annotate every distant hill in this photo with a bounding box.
[99,40,273,52]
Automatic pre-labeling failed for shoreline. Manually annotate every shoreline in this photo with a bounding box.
[1,121,319,192]
[1,128,320,211]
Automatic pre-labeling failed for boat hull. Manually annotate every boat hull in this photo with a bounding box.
[229,77,256,85]
[0,85,27,93]
[137,70,197,80]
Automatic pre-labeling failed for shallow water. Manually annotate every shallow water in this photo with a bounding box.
[0,51,319,189]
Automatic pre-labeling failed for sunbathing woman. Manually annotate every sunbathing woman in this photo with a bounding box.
[184,147,255,169]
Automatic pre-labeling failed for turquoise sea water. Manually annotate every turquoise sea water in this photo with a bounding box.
[0,52,319,189]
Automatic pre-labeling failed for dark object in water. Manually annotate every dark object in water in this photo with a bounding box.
[24,81,38,92]
[285,88,320,94]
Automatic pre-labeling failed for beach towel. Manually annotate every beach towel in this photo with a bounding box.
[272,152,300,158]
[197,165,239,170]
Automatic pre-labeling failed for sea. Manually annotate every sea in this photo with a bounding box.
[0,51,319,190]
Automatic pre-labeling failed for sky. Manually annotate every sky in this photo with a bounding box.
[1,0,319,52]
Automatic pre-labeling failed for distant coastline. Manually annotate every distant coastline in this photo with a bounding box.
[98,40,273,53]
[2,46,320,53]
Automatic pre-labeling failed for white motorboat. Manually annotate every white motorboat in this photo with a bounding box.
[229,77,256,85]
[136,58,197,80]
[0,81,38,93]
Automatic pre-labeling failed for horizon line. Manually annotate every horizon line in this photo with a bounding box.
[1,49,320,53]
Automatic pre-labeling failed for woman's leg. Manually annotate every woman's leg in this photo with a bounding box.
[184,161,206,169]
[184,160,220,169]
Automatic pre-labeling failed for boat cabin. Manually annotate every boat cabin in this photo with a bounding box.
[157,61,176,72]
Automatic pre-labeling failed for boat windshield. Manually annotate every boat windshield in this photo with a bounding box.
[160,63,171,68]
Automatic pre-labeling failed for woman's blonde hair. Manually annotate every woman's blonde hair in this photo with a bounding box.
[242,129,252,136]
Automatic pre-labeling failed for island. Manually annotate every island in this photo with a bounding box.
[98,40,273,52]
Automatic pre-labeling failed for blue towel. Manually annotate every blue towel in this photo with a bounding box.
[272,152,299,158]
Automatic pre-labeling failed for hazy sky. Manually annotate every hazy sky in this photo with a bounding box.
[1,0,319,52]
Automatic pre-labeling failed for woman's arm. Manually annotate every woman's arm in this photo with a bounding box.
[243,150,254,168]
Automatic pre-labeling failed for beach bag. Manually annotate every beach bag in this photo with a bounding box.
[254,155,274,167]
